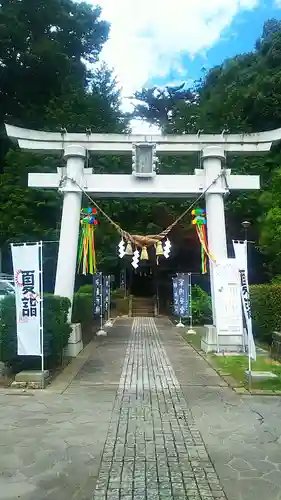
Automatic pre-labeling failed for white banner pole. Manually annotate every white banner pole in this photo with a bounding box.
[39,241,44,384]
[233,239,256,391]
[100,275,103,331]
[11,242,42,357]
[105,276,113,328]
[187,273,196,334]
[96,273,107,336]
[245,239,252,392]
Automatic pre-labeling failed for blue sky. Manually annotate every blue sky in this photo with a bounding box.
[93,0,281,132]
[150,0,281,88]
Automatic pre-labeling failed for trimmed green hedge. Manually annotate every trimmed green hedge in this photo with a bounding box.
[0,294,71,369]
[77,284,93,294]
[74,286,128,319]
[173,284,281,345]
[250,284,281,344]
[192,285,212,325]
[72,292,93,325]
[173,285,212,325]
[188,284,281,344]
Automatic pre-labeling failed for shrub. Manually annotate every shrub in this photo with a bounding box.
[0,294,71,369]
[188,284,281,343]
[77,284,93,294]
[191,285,212,325]
[0,295,17,364]
[72,292,93,325]
[43,295,71,364]
[111,288,126,298]
[250,284,281,344]
[113,297,129,315]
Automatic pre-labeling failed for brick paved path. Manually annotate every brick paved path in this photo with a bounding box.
[94,318,226,500]
[1,317,281,500]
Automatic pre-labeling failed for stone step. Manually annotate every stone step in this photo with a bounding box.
[132,308,154,311]
[132,312,155,317]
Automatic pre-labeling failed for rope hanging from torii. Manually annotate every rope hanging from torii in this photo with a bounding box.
[65,170,226,272]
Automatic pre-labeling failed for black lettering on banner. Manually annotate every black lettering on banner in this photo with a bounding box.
[21,270,37,318]
[239,270,251,319]
[29,297,37,317]
[93,272,103,316]
[22,270,35,294]
[22,297,30,317]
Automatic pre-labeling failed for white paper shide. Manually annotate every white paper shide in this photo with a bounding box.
[11,244,42,356]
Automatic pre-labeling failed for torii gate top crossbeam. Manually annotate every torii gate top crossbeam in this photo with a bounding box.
[5,124,281,155]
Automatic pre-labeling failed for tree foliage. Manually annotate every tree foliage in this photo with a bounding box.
[2,6,281,280]
[133,18,281,278]
[0,0,109,127]
[0,0,127,259]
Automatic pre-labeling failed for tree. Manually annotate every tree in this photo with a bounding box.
[132,84,196,129]
[0,0,127,270]
[128,18,281,279]
[0,0,109,128]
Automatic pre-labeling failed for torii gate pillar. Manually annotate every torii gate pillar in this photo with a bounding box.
[203,146,228,326]
[54,145,86,317]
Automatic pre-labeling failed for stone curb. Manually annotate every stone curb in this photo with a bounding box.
[46,340,97,394]
[180,329,281,397]
[44,316,120,393]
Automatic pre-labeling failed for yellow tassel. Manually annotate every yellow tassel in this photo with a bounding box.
[155,241,164,256]
[140,246,149,260]
[125,242,133,255]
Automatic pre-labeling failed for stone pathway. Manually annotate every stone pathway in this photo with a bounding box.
[1,317,281,500]
[94,317,226,499]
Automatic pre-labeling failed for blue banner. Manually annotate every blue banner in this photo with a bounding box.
[103,275,111,314]
[93,272,103,316]
[172,274,190,318]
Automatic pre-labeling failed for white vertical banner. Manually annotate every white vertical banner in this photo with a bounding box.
[233,240,256,361]
[11,243,43,356]
[212,259,244,336]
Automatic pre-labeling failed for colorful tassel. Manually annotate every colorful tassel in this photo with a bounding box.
[77,208,98,275]
[192,209,215,274]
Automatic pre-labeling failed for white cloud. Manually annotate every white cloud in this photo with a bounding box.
[275,0,281,6]
[130,119,161,135]
[95,0,259,97]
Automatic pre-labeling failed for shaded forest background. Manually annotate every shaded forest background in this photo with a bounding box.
[1,1,281,285]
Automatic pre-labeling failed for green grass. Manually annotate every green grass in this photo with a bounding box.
[212,354,281,390]
[182,327,204,350]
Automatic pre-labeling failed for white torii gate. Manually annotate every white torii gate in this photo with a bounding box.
[5,123,280,352]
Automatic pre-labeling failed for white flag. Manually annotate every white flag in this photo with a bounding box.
[233,240,256,361]
[11,244,42,356]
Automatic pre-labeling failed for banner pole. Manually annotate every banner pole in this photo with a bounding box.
[175,274,186,328]
[187,272,196,334]
[100,274,103,331]
[248,350,252,393]
[105,275,113,327]
[245,238,252,393]
[97,272,107,336]
[39,241,44,389]
[11,242,44,382]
